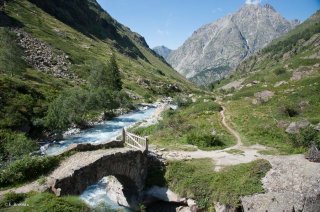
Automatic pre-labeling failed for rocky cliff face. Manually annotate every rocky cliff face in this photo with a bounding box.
[168,3,298,85]
[153,46,172,60]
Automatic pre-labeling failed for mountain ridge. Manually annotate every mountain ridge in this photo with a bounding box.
[168,3,299,86]
[153,45,172,60]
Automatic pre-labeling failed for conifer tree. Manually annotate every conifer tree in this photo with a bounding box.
[107,53,122,91]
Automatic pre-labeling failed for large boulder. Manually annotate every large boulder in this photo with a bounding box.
[241,155,320,211]
[252,90,274,105]
[290,67,314,81]
[106,176,139,210]
[285,119,311,134]
[305,143,320,163]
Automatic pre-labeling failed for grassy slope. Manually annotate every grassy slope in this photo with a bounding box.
[5,0,195,94]
[131,97,235,150]
[214,11,320,154]
[165,159,271,210]
[0,0,198,135]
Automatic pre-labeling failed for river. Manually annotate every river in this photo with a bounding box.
[44,105,157,155]
[80,177,130,211]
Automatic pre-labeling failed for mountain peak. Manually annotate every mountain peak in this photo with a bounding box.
[241,2,277,12]
[244,0,260,6]
[264,3,276,11]
[153,46,172,60]
[168,2,296,85]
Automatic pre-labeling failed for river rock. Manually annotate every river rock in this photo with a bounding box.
[146,186,185,203]
[63,127,81,137]
[176,205,198,212]
[106,176,138,209]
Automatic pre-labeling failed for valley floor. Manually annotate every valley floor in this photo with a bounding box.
[1,100,319,211]
[151,102,320,211]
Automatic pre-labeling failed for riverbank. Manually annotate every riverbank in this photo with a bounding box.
[42,103,160,156]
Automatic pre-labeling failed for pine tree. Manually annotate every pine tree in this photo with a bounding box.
[107,53,122,91]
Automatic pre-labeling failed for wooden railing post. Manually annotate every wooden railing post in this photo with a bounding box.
[145,138,149,152]
[123,129,149,152]
[122,128,126,144]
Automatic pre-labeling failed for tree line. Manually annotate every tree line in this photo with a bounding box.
[45,54,131,131]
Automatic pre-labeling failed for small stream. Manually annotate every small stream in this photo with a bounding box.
[80,177,130,211]
[44,105,157,155]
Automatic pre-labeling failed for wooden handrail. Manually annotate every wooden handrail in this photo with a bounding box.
[122,129,148,152]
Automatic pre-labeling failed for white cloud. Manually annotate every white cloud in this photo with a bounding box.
[245,0,260,5]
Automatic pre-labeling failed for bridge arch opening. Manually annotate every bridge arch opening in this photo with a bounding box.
[81,175,141,210]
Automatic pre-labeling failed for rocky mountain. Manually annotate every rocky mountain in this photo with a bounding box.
[153,46,172,60]
[168,3,299,85]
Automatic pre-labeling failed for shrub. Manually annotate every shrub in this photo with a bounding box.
[0,192,27,208]
[186,130,224,149]
[0,130,38,162]
[0,156,60,187]
[88,54,122,91]
[190,101,222,113]
[174,96,192,108]
[45,88,89,130]
[132,125,157,136]
[24,193,89,212]
[45,87,128,131]
[273,67,286,75]
[289,127,320,149]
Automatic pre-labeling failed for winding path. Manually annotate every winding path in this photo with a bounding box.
[220,106,242,147]
[153,104,267,171]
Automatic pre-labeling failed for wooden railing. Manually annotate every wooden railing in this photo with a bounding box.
[122,129,148,152]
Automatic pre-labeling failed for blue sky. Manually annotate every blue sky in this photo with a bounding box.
[97,0,320,49]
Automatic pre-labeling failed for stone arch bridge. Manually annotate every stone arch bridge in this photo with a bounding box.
[48,148,148,207]
[48,130,150,207]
